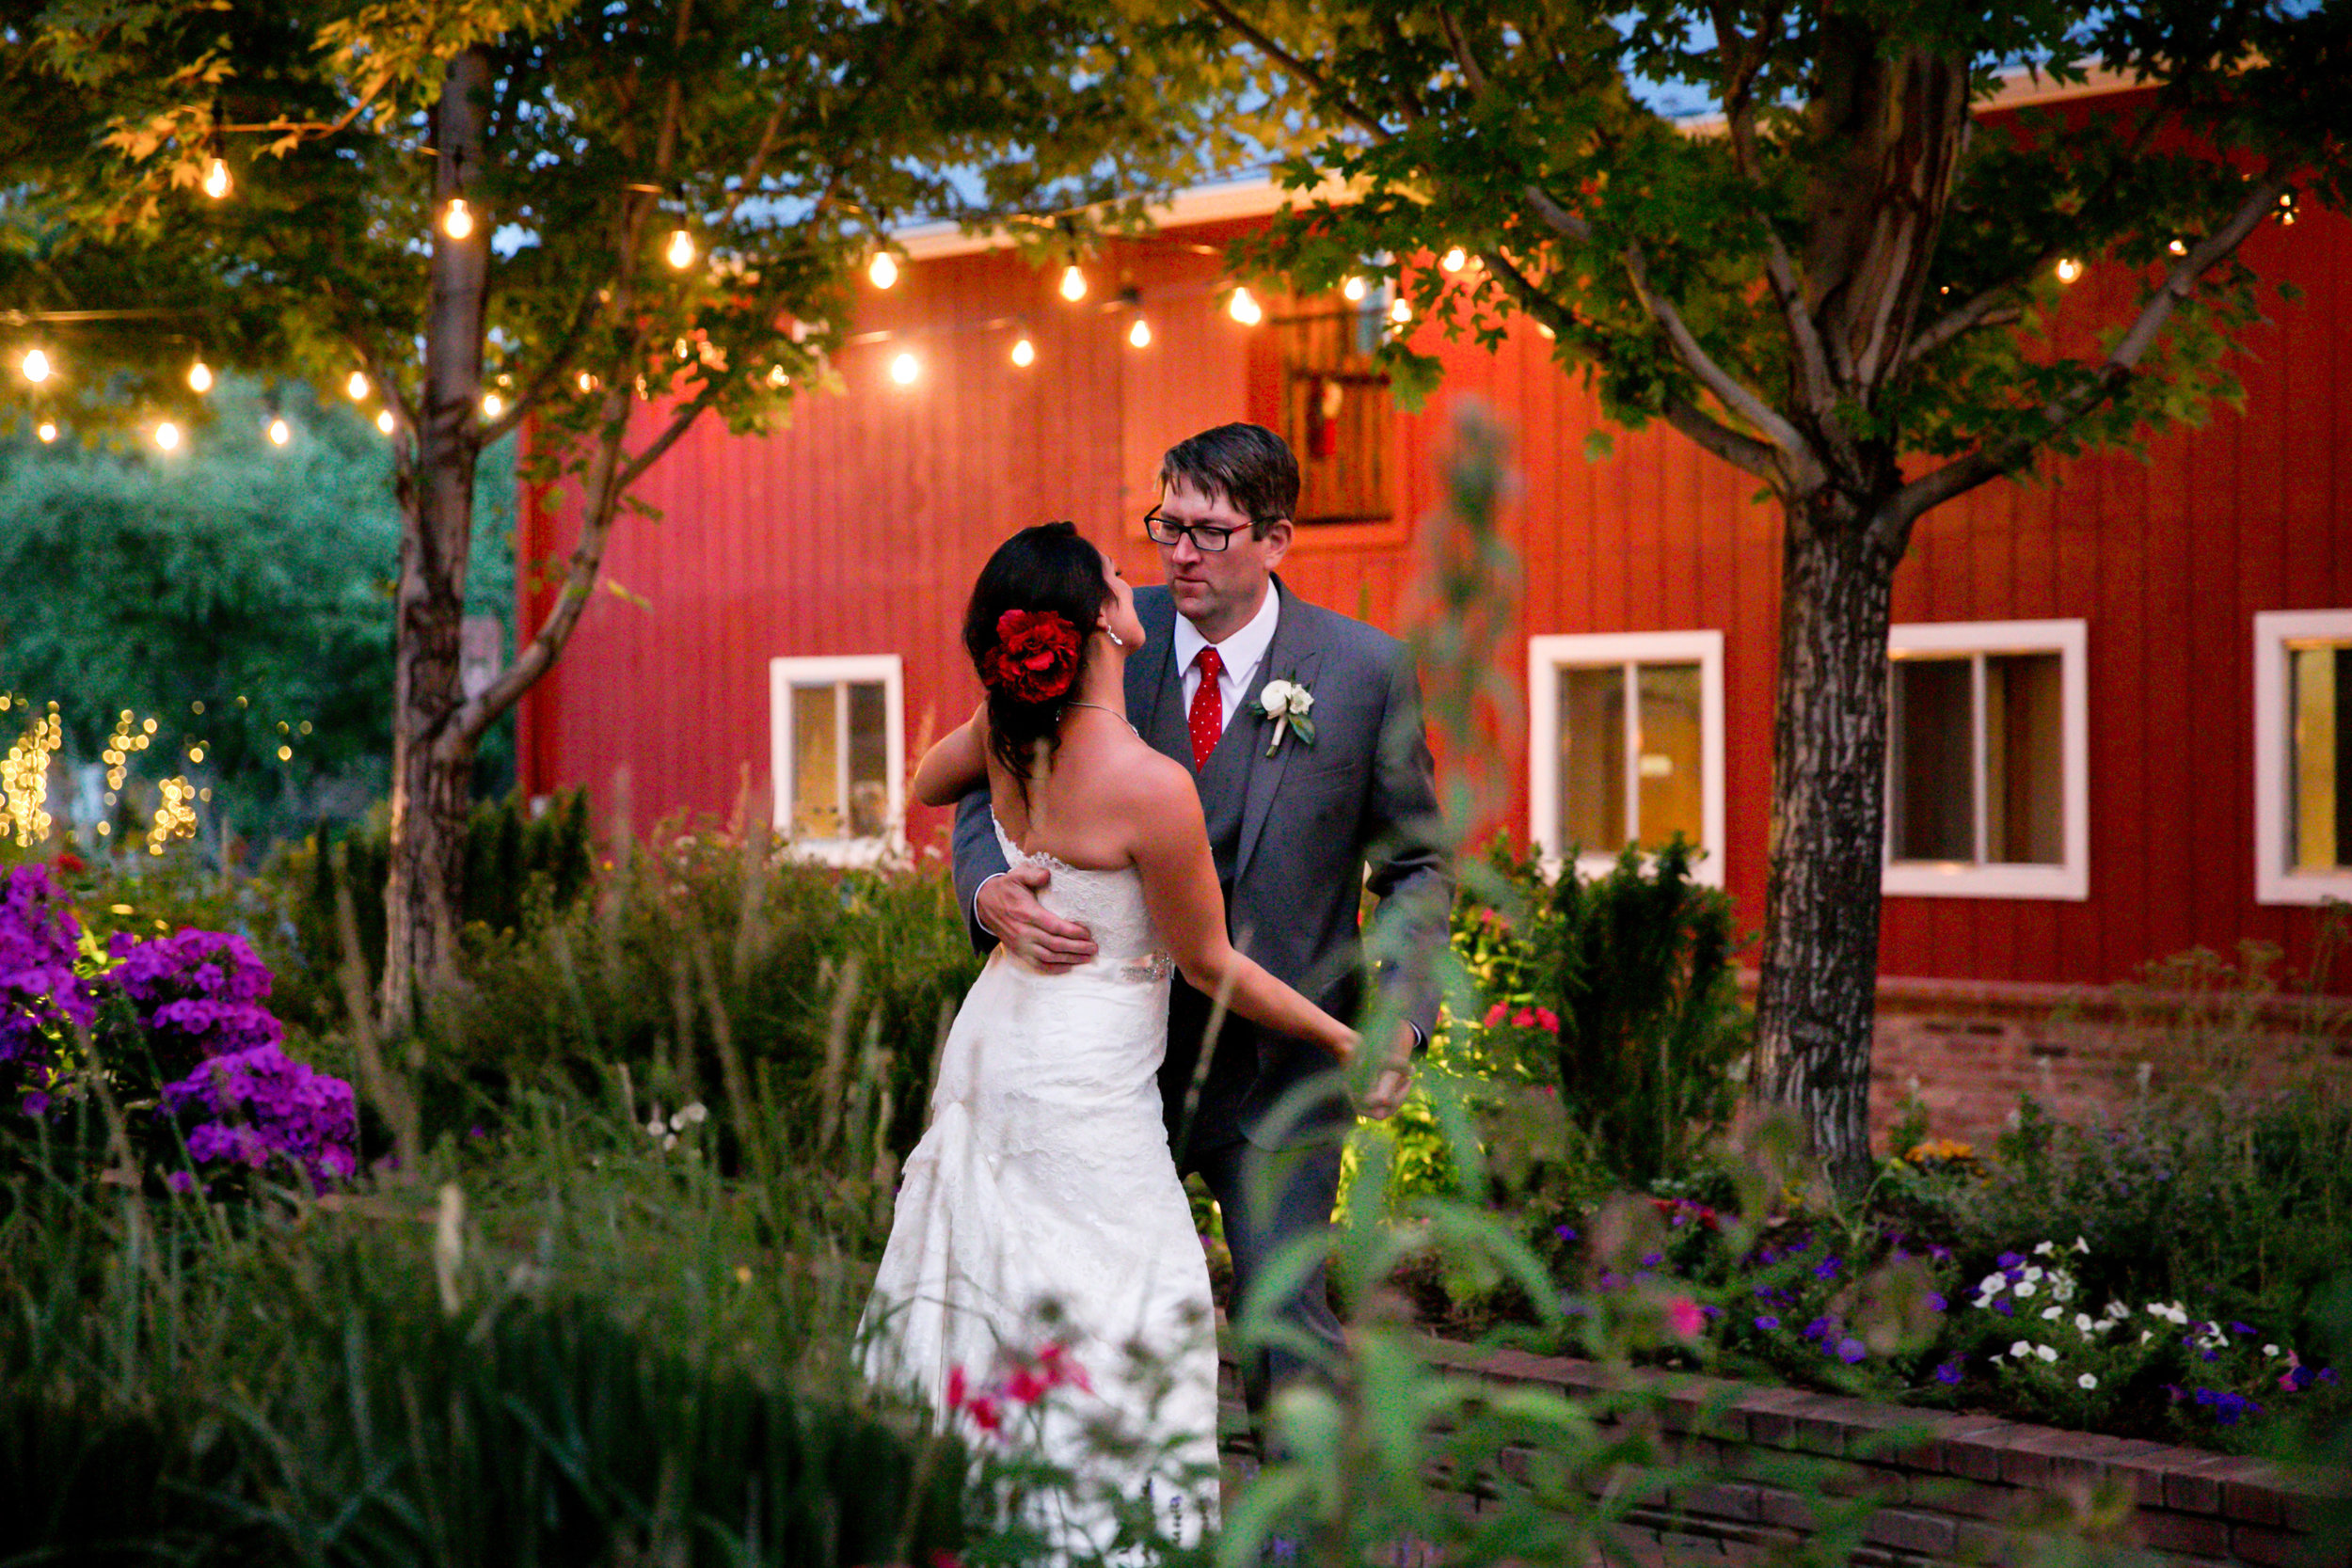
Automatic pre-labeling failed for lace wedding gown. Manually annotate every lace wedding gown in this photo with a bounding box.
[861,817,1220,1559]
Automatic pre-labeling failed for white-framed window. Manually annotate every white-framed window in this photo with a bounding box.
[2253,610,2352,906]
[769,655,905,864]
[1883,619,2087,900]
[1527,631,1725,888]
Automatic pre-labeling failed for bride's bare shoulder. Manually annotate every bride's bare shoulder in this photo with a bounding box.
[1099,736,1197,816]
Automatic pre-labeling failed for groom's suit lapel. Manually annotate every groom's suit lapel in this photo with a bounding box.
[1232,581,1325,884]
[1131,591,1191,768]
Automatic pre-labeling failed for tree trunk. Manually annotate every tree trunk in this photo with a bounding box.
[381,49,491,1025]
[1752,491,1900,1196]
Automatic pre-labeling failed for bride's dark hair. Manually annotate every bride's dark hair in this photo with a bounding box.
[962,521,1112,789]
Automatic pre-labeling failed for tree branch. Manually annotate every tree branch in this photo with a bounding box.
[1196,0,1392,143]
[1883,166,2292,551]
[476,283,607,446]
[1482,245,1779,480]
[1620,240,1824,489]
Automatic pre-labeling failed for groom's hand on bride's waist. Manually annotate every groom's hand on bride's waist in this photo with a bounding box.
[976,864,1099,972]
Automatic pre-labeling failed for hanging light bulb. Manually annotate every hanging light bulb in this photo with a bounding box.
[154,421,182,451]
[346,370,370,399]
[580,371,602,393]
[442,198,475,239]
[481,391,504,419]
[764,365,787,388]
[666,226,696,269]
[21,349,52,384]
[1009,336,1036,368]
[202,156,231,200]
[1128,316,1152,349]
[1441,246,1467,273]
[36,421,56,443]
[187,359,213,393]
[888,351,919,386]
[1058,263,1088,302]
[2168,238,2187,256]
[2055,257,2082,283]
[1342,276,1368,303]
[867,251,898,289]
[1228,286,1263,325]
[265,417,291,447]
[1390,297,1413,325]
[375,409,395,435]
[1536,322,1557,341]
[2278,190,2298,226]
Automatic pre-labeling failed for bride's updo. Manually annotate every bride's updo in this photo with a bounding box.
[962,521,1113,784]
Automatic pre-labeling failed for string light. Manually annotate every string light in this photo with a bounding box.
[1228,287,1263,325]
[867,252,898,289]
[442,198,475,239]
[1128,316,1152,349]
[21,349,51,384]
[2167,238,2187,257]
[481,391,504,418]
[266,417,291,447]
[665,226,696,269]
[187,359,213,393]
[1390,297,1413,325]
[1058,264,1088,302]
[346,370,370,399]
[764,365,787,388]
[1537,322,1557,341]
[36,421,56,443]
[1342,276,1368,302]
[375,409,395,435]
[1441,246,1467,272]
[202,157,231,200]
[888,351,919,386]
[580,371,601,393]
[2278,191,2298,226]
[154,420,182,451]
[1009,337,1035,368]
[2055,257,2082,283]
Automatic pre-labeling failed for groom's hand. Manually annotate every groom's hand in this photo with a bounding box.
[1354,1023,1418,1120]
[977,863,1098,973]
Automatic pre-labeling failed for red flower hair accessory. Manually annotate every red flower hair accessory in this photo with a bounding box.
[982,608,1082,703]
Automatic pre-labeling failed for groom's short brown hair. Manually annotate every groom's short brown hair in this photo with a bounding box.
[1159,423,1299,538]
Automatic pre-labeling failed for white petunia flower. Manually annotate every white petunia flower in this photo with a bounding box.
[2078,1373,2098,1390]
[2042,1306,2063,1321]
[2265,1344,2281,1357]
[2074,1236,2091,1254]
[2015,1279,2038,1298]
[2010,1340,2033,1358]
[1979,1274,2007,1296]
[645,1118,666,1138]
[2034,1241,2057,1257]
[2036,1345,2058,1363]
[2075,1313,2096,1332]
[2140,1331,2153,1344]
[683,1101,708,1124]
[2023,1265,2045,1282]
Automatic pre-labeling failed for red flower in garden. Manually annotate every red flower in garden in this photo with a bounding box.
[981,609,1082,703]
[1483,1002,1507,1027]
[1664,1295,1707,1340]
[1534,1006,1560,1032]
[946,1365,968,1410]
[963,1394,1002,1433]
[52,851,86,875]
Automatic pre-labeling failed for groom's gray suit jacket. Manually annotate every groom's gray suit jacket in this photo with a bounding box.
[953,579,1453,1152]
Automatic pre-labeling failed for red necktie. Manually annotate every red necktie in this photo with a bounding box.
[1188,646,1225,770]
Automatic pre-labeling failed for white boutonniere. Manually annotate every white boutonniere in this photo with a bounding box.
[1253,676,1316,756]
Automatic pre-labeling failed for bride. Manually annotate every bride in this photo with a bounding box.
[860,521,1357,1559]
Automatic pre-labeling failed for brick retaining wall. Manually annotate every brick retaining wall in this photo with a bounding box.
[1221,1340,2351,1566]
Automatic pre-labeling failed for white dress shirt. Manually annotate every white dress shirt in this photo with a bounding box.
[1172,582,1282,737]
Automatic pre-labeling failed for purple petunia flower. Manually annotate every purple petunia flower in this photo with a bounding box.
[162,1041,358,1190]
[1933,1359,1964,1386]
[1755,1315,1781,1331]
[1928,1292,1949,1312]
[1836,1338,1867,1365]
[1553,1225,1579,1243]
[1812,1256,1842,1280]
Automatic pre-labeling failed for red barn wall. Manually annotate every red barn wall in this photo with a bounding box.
[519,186,2351,996]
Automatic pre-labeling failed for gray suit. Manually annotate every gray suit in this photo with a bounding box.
[952,578,1452,1413]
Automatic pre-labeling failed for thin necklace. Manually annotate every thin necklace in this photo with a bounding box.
[1065,701,1137,735]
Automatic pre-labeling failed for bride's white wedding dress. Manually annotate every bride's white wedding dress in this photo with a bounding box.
[861,816,1220,1558]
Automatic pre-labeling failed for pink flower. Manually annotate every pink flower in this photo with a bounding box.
[1512,1007,1536,1028]
[1665,1296,1707,1340]
[946,1365,968,1410]
[1483,1002,1507,1027]
[1533,1006,1560,1032]
[964,1395,1001,1433]
[1005,1365,1049,1404]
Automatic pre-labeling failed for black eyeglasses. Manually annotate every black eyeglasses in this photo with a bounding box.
[1143,509,1269,552]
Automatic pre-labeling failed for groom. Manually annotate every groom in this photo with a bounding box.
[953,421,1452,1418]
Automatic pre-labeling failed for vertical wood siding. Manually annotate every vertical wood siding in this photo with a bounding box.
[520,187,2347,990]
